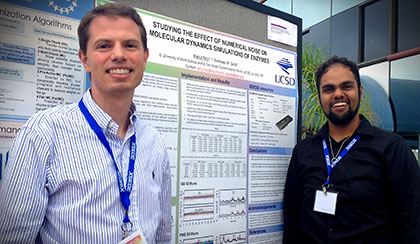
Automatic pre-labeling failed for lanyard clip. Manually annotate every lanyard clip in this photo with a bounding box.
[322,183,329,195]
[322,175,331,195]
[121,219,133,239]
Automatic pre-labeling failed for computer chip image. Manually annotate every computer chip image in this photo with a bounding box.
[275,115,293,130]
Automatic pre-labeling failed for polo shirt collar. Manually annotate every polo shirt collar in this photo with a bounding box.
[311,114,374,141]
[81,89,138,132]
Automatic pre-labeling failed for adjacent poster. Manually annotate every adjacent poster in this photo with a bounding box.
[98,0,299,243]
[0,1,93,180]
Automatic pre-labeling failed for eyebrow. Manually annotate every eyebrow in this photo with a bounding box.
[92,38,141,44]
[341,80,356,85]
[321,80,355,88]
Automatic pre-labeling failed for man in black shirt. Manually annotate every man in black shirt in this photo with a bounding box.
[283,56,420,244]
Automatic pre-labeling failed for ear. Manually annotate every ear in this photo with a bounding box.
[317,88,322,105]
[359,85,363,101]
[143,48,149,70]
[78,49,90,72]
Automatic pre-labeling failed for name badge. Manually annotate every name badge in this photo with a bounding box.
[313,190,338,215]
[118,228,147,244]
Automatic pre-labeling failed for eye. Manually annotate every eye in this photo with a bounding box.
[97,43,110,49]
[322,86,334,93]
[126,42,139,49]
[343,84,354,90]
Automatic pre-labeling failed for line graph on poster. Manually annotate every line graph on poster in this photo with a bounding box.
[219,188,246,219]
[183,206,215,222]
[183,189,215,206]
[182,235,214,244]
[220,231,246,244]
[219,188,246,205]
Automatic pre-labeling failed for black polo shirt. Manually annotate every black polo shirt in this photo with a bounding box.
[283,115,420,244]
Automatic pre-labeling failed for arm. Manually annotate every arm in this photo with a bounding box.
[282,147,301,244]
[0,126,50,243]
[386,138,420,244]
[156,150,172,244]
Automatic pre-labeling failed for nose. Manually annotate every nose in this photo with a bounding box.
[333,88,345,99]
[111,43,126,61]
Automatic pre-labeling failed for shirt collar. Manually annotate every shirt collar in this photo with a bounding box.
[81,89,138,132]
[311,114,374,141]
[128,103,137,124]
[353,114,376,137]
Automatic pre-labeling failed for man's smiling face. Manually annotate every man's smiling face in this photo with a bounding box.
[319,63,362,126]
[79,15,149,97]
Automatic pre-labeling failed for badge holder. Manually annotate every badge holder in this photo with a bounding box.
[118,222,148,244]
[314,183,338,215]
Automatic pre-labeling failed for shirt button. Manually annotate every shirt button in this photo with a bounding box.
[329,228,333,232]
[108,123,113,129]
[129,212,133,218]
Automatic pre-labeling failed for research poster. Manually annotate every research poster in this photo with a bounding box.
[0,0,93,181]
[98,0,299,243]
[0,0,298,242]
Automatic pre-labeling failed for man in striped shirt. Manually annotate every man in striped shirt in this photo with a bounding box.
[0,3,171,243]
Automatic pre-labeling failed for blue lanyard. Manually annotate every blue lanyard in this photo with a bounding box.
[79,99,136,224]
[322,136,360,185]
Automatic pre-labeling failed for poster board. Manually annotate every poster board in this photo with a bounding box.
[0,0,93,183]
[97,0,302,243]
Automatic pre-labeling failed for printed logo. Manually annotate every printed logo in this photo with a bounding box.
[276,58,293,75]
[274,57,295,87]
[49,0,78,15]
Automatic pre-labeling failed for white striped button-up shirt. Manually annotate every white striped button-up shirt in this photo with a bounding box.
[0,91,171,243]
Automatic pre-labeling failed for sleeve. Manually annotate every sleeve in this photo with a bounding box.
[282,146,301,244]
[0,126,50,243]
[385,138,420,244]
[155,150,172,244]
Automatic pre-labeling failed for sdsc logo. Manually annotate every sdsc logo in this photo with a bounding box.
[276,58,293,75]
[275,58,295,86]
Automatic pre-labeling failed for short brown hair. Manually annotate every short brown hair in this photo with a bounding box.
[78,3,147,54]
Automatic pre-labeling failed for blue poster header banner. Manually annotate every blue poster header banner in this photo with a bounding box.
[248,146,293,155]
[1,0,93,20]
